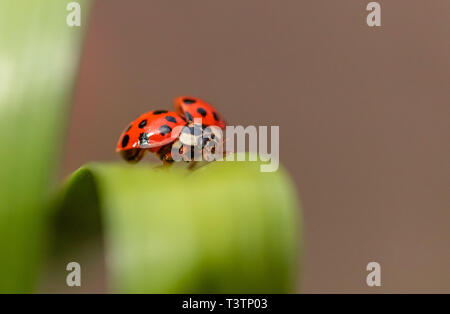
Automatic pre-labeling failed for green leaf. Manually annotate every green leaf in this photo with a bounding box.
[0,0,301,293]
[53,159,301,293]
[0,0,89,292]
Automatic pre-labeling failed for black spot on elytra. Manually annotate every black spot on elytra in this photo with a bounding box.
[138,119,147,128]
[153,110,168,115]
[121,134,130,148]
[183,98,196,105]
[213,112,219,121]
[197,108,207,117]
[159,125,172,135]
[185,112,194,122]
[165,116,177,123]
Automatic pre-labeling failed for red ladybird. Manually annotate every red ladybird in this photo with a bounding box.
[174,96,226,129]
[116,97,226,164]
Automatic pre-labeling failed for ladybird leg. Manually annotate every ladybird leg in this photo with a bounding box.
[163,150,175,164]
[152,144,171,166]
[154,153,173,167]
[160,149,174,167]
[162,158,174,166]
[121,148,146,163]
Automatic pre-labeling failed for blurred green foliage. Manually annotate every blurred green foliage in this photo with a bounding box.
[54,160,301,293]
[0,0,89,292]
[0,0,301,293]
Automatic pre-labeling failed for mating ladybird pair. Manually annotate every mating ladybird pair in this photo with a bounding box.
[116,96,226,165]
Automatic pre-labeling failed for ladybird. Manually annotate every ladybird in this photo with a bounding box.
[173,96,226,129]
[116,97,226,165]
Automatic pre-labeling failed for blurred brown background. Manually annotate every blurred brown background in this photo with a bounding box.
[62,0,450,292]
